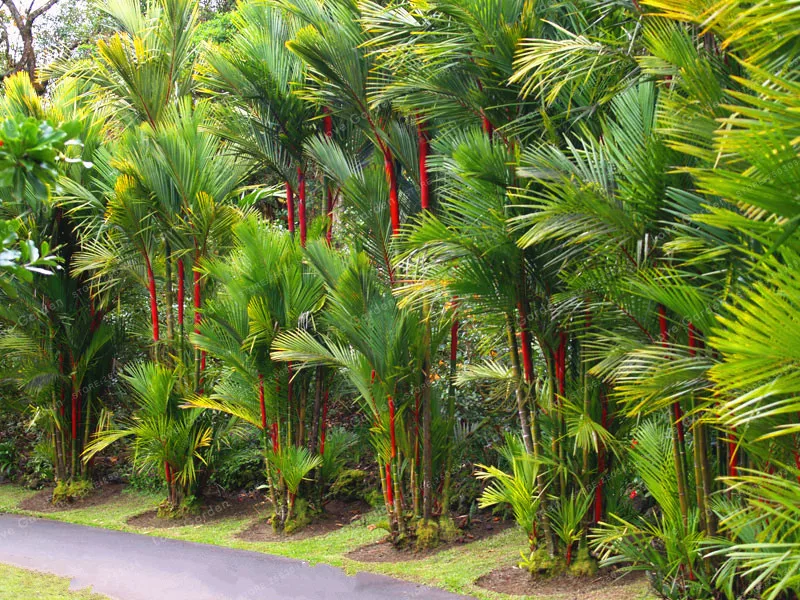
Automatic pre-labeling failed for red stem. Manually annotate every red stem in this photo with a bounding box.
[385,463,394,505]
[382,148,400,235]
[388,395,397,459]
[271,422,279,453]
[557,332,567,396]
[259,374,267,430]
[177,258,184,327]
[516,301,534,384]
[417,119,430,211]
[144,251,159,342]
[659,305,685,442]
[297,167,307,247]
[285,181,295,236]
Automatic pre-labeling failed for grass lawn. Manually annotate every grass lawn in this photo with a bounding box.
[0,564,108,600]
[0,484,652,600]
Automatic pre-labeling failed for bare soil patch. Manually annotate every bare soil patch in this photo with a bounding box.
[475,566,648,599]
[19,483,124,513]
[126,492,270,529]
[236,498,371,542]
[346,513,514,563]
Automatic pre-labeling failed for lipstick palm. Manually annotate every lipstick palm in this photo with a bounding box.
[197,0,316,243]
[184,217,326,530]
[272,241,452,544]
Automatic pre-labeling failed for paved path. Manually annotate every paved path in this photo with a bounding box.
[0,514,472,600]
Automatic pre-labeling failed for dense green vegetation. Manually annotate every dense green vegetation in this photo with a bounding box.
[0,0,798,598]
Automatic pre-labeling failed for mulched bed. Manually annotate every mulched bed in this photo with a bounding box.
[475,566,647,599]
[18,483,125,513]
[345,513,514,563]
[126,492,270,529]
[236,498,371,542]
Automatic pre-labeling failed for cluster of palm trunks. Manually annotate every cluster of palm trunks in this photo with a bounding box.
[0,0,798,598]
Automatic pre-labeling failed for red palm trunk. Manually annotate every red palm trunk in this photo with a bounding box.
[144,252,159,342]
[556,332,567,397]
[285,181,295,236]
[516,300,534,384]
[382,147,400,235]
[324,110,334,244]
[177,258,185,327]
[388,395,397,459]
[259,374,267,430]
[417,120,430,211]
[385,464,394,505]
[482,113,493,137]
[297,167,307,247]
[659,306,685,441]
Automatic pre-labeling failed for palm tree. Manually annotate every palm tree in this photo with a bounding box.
[84,361,212,511]
[197,0,316,245]
[272,240,452,544]
[0,73,117,485]
[185,217,326,530]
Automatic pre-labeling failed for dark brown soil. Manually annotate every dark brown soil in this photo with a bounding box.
[475,566,648,599]
[126,492,270,529]
[345,513,514,563]
[236,498,371,542]
[19,483,125,513]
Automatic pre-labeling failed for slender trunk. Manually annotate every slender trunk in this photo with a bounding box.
[53,390,65,481]
[297,167,307,247]
[508,314,554,554]
[386,394,403,533]
[482,112,494,137]
[297,383,307,447]
[382,147,400,235]
[286,362,293,447]
[285,181,295,236]
[177,259,185,328]
[413,390,421,518]
[594,389,608,523]
[507,316,534,454]
[417,120,430,211]
[324,110,334,244]
[81,390,93,479]
[164,239,174,344]
[442,311,459,513]
[193,264,205,391]
[320,388,329,455]
[422,352,433,521]
[659,305,689,525]
[309,367,324,454]
[70,370,78,479]
[259,374,267,430]
[144,251,159,344]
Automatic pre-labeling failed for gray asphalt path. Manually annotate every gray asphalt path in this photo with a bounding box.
[0,514,473,600]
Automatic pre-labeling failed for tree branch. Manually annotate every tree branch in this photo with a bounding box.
[0,1,24,29]
[30,0,61,21]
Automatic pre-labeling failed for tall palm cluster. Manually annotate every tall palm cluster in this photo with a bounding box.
[0,0,797,596]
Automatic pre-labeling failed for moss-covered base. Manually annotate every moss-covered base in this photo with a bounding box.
[568,546,598,577]
[519,548,567,577]
[52,479,92,504]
